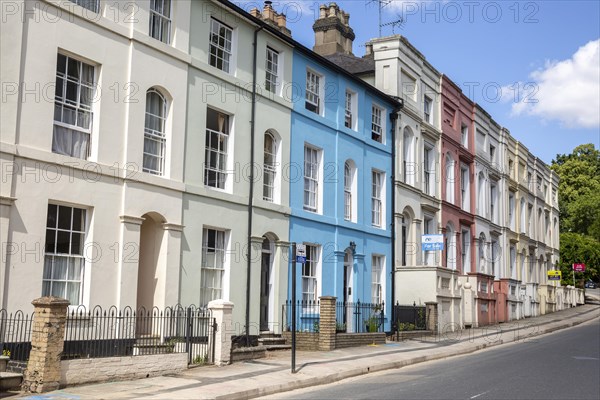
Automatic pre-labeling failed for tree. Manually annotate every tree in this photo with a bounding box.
[552,144,600,285]
[559,232,600,285]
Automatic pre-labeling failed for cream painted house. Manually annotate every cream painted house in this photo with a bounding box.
[1,0,191,311]
[178,1,292,334]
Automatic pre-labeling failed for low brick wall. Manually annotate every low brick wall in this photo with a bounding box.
[335,333,386,348]
[60,353,188,386]
[282,332,319,351]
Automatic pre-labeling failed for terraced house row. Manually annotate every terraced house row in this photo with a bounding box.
[0,0,580,338]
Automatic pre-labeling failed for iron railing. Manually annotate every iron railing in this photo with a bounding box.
[336,301,385,333]
[393,302,427,332]
[1,305,215,365]
[282,300,320,332]
[0,309,33,362]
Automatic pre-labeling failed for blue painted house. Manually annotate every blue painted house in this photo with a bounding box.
[288,44,399,332]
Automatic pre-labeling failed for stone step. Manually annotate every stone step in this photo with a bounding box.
[258,337,286,346]
[258,331,279,338]
[0,372,22,391]
[264,344,291,351]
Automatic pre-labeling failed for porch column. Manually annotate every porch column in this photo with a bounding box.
[273,240,290,334]
[162,223,184,308]
[250,236,264,335]
[116,215,144,309]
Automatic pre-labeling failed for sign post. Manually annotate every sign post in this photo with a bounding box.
[291,243,306,374]
[572,263,586,287]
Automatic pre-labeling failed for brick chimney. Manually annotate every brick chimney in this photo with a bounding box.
[312,3,355,56]
[250,1,292,37]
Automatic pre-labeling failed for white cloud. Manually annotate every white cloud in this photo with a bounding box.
[509,39,600,129]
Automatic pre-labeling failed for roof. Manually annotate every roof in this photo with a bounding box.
[324,53,375,75]
[213,0,402,110]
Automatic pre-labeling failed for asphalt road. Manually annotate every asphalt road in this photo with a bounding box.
[267,318,600,400]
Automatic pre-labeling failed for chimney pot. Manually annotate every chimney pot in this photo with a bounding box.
[319,4,327,18]
[329,3,337,17]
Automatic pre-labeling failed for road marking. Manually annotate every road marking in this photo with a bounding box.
[572,356,599,360]
[470,390,490,399]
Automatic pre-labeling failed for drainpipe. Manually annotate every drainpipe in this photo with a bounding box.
[246,25,264,345]
[389,97,403,329]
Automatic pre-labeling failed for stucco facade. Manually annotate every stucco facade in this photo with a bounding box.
[1,0,190,311]
[288,49,397,332]
[179,0,293,334]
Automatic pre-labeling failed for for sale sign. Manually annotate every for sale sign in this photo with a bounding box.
[547,270,562,281]
[573,263,586,272]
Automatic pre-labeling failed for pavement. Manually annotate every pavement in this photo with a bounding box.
[12,300,600,400]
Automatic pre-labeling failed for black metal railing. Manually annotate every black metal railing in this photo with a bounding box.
[336,301,385,333]
[0,309,33,362]
[282,300,320,333]
[1,305,215,365]
[393,302,426,332]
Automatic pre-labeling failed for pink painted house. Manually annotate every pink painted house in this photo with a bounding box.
[441,75,496,327]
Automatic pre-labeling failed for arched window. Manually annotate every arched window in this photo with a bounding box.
[343,160,357,222]
[263,132,278,202]
[143,89,167,175]
[445,153,455,204]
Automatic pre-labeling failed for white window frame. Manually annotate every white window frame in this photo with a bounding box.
[305,69,323,115]
[209,18,233,73]
[461,124,468,149]
[344,91,353,129]
[53,53,95,159]
[143,89,167,176]
[149,0,172,44]
[43,204,87,306]
[371,255,385,305]
[460,164,470,212]
[510,245,516,280]
[461,228,471,273]
[371,170,384,228]
[445,153,455,204]
[263,131,278,202]
[371,104,384,143]
[302,244,320,303]
[204,108,230,190]
[423,144,435,196]
[201,228,227,306]
[344,161,357,222]
[508,192,515,230]
[265,47,279,94]
[490,180,497,223]
[423,95,432,124]
[69,0,99,12]
[303,145,321,213]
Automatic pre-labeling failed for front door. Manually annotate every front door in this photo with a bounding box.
[260,238,272,332]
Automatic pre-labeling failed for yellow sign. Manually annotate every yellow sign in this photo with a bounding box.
[547,270,562,281]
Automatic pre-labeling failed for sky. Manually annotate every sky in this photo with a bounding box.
[237,0,600,164]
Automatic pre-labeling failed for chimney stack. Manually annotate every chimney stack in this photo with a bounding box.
[249,0,292,37]
[312,3,355,56]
